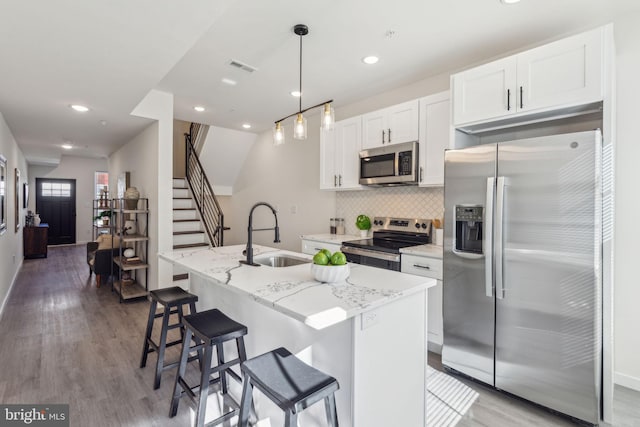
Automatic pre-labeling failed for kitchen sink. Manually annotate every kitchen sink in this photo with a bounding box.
[254,254,310,267]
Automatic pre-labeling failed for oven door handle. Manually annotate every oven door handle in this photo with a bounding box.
[340,246,401,262]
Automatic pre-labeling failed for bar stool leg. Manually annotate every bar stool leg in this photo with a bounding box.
[238,374,254,427]
[176,304,186,342]
[188,301,204,368]
[216,343,228,394]
[195,344,214,427]
[170,328,193,417]
[285,410,297,427]
[154,307,172,389]
[325,394,339,427]
[139,300,157,369]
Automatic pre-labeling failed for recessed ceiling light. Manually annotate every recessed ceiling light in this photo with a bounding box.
[242,123,251,129]
[362,56,379,65]
[100,120,107,126]
[290,91,302,97]
[501,0,520,3]
[221,78,237,86]
[194,106,205,112]
[62,143,73,150]
[70,104,89,112]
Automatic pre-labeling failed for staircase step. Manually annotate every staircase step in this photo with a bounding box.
[173,230,204,235]
[173,219,200,222]
[173,273,189,281]
[173,243,209,250]
[174,232,207,246]
[173,208,196,211]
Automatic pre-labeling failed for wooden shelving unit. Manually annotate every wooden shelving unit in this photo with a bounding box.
[111,198,149,303]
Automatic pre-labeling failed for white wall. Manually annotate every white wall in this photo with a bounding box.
[28,156,108,244]
[0,112,28,317]
[198,126,257,195]
[224,113,336,251]
[612,14,640,390]
[108,122,158,291]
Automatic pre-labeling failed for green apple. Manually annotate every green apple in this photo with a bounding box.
[330,251,347,266]
[313,252,330,265]
[321,248,332,259]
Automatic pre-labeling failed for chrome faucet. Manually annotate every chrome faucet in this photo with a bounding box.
[240,202,280,266]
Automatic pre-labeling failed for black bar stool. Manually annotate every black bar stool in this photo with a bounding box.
[169,308,248,427]
[140,286,199,389]
[238,347,339,427]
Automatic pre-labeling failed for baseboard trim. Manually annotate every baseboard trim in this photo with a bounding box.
[0,258,23,321]
[615,371,640,392]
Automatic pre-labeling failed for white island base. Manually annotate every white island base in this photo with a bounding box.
[160,245,433,427]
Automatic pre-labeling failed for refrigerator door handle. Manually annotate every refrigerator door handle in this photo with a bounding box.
[495,176,506,299]
[484,177,495,298]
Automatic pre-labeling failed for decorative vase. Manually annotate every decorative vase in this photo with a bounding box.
[359,229,368,238]
[33,214,41,226]
[124,187,139,210]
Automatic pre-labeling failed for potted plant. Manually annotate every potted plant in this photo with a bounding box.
[355,214,371,238]
[94,210,113,226]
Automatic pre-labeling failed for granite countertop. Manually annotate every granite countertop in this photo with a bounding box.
[400,244,443,259]
[159,244,435,330]
[300,234,363,243]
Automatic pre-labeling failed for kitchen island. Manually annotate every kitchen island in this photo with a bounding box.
[159,244,436,427]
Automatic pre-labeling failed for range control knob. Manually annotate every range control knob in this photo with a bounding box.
[415,223,421,229]
[421,223,427,229]
[374,220,380,226]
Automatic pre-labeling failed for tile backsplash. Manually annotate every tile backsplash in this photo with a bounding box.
[336,186,444,235]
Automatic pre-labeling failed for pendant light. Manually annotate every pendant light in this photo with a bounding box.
[273,24,334,145]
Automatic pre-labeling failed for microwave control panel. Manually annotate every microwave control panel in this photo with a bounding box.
[398,151,413,175]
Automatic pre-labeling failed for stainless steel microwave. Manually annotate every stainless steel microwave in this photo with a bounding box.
[359,141,419,186]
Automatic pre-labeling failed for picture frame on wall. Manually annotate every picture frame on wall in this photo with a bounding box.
[15,168,20,232]
[23,183,28,208]
[0,154,6,235]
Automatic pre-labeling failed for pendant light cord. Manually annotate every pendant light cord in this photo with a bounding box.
[299,31,303,114]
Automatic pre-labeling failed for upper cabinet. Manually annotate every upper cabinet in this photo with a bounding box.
[320,116,363,191]
[418,91,451,187]
[453,26,605,127]
[362,100,419,149]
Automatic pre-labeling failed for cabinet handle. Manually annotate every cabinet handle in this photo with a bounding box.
[507,89,511,111]
[381,129,386,144]
[420,166,423,182]
[339,175,342,186]
[388,128,391,143]
[413,264,431,270]
[334,175,337,187]
[520,86,523,109]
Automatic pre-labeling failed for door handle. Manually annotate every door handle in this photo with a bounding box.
[381,129,386,144]
[485,177,495,298]
[507,89,511,111]
[388,128,391,143]
[419,166,424,182]
[334,175,337,187]
[520,86,524,109]
[495,176,506,299]
[339,175,342,186]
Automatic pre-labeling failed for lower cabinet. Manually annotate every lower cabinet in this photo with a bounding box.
[23,225,49,258]
[401,253,443,352]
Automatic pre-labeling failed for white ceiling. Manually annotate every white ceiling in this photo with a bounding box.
[1,0,638,164]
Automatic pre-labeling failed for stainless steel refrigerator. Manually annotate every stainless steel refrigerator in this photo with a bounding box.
[442,130,602,425]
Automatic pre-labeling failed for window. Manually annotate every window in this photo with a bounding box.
[95,171,109,198]
[41,182,71,197]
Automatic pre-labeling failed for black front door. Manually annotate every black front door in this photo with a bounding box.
[35,178,76,245]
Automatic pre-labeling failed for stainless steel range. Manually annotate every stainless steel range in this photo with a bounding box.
[341,217,432,271]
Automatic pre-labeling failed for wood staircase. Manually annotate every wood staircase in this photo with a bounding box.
[172,177,209,287]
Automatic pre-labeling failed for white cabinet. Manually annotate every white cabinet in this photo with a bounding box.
[401,253,443,351]
[301,239,342,256]
[453,26,605,126]
[320,116,362,190]
[418,91,451,187]
[362,100,419,149]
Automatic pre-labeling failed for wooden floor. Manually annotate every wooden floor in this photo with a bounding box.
[1,244,638,426]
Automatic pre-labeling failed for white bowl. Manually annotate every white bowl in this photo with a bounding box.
[311,263,350,283]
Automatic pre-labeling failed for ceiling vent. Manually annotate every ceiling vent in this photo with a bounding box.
[229,59,258,73]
